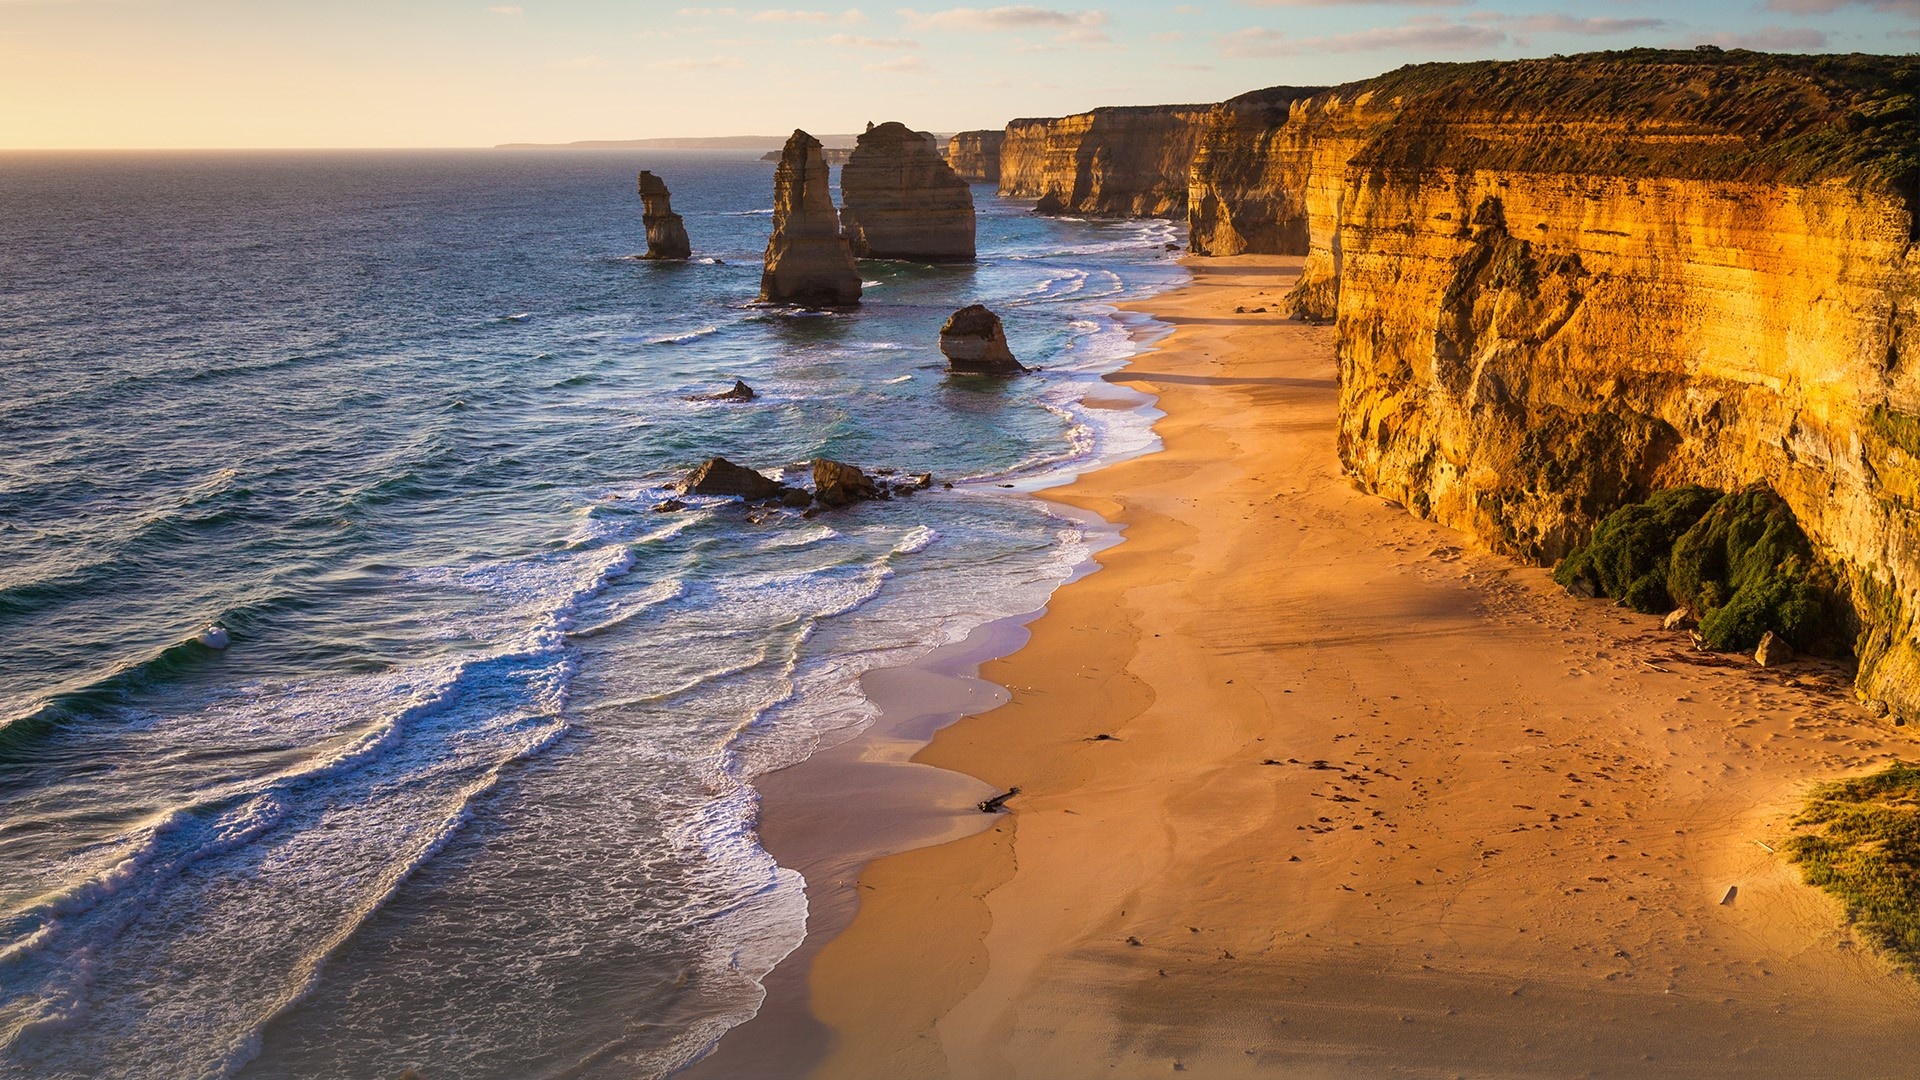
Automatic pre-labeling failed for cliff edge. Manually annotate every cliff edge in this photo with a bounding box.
[947,130,1005,184]
[1000,104,1211,218]
[1218,50,1920,715]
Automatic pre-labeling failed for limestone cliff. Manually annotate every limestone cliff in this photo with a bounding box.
[1234,50,1920,715]
[840,121,976,262]
[1186,87,1323,256]
[1000,104,1211,217]
[947,130,1005,184]
[759,129,862,306]
[637,170,691,260]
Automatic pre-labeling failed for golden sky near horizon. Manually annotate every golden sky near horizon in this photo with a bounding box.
[0,0,1894,149]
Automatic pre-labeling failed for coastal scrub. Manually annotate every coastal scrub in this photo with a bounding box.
[1787,763,1920,972]
[1553,485,1843,653]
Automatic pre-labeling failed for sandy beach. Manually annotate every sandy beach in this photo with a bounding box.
[698,255,1920,1079]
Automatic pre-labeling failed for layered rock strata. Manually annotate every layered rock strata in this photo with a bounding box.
[758,129,862,306]
[840,122,976,262]
[1186,86,1323,256]
[1206,51,1920,715]
[939,305,1026,375]
[946,129,1005,183]
[637,171,691,260]
[1000,104,1211,217]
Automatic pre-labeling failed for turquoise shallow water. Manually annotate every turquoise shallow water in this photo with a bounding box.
[0,148,1184,1078]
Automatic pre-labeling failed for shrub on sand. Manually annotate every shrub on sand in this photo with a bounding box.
[1787,763,1920,970]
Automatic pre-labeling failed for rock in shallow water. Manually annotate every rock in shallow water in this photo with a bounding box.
[637,171,691,260]
[759,130,862,307]
[683,457,785,500]
[812,459,880,507]
[840,121,975,262]
[939,305,1027,376]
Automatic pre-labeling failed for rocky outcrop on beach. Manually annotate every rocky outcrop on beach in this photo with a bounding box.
[946,129,1005,183]
[938,305,1026,376]
[1000,104,1211,218]
[758,130,862,306]
[637,171,691,260]
[1205,50,1920,716]
[840,122,976,262]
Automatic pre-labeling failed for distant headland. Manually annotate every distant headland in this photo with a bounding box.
[496,134,865,151]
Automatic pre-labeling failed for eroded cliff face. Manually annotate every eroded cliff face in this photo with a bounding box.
[1186,87,1323,256]
[1000,104,1210,217]
[1251,52,1920,715]
[947,130,1004,184]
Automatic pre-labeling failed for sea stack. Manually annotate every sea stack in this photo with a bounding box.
[637,171,691,260]
[840,122,976,262]
[758,130,862,306]
[939,305,1026,376]
[946,129,1005,184]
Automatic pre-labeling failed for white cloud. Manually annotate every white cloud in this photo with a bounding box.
[653,55,749,68]
[676,7,740,15]
[1764,0,1920,13]
[752,8,869,21]
[865,55,930,71]
[1222,19,1504,56]
[898,5,1104,30]
[485,5,523,14]
[1240,0,1466,6]
[1689,25,1830,48]
[1487,14,1665,35]
[814,33,923,46]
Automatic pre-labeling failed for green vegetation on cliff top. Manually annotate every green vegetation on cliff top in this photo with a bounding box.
[1318,49,1920,200]
[1554,486,1842,653]
[1788,763,1920,972]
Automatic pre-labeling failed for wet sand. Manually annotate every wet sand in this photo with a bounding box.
[691,255,1920,1079]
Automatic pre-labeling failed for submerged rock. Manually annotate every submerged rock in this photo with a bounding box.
[840,121,976,262]
[759,130,862,306]
[683,457,785,500]
[637,171,691,260]
[693,379,755,402]
[939,305,1027,376]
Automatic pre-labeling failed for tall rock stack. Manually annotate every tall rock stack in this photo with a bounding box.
[637,171,691,260]
[840,122,976,262]
[946,129,1005,183]
[758,129,863,306]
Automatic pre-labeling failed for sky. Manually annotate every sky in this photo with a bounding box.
[1,0,1915,148]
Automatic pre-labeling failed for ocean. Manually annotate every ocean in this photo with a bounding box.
[0,148,1183,1078]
